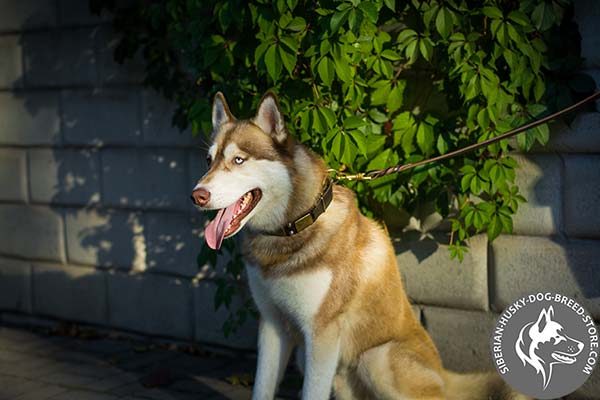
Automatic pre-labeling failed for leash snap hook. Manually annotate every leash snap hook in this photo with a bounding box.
[327,169,373,182]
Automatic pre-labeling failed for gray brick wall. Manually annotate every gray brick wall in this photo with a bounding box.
[0,1,598,398]
[0,0,215,345]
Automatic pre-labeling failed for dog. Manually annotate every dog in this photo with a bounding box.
[191,92,530,400]
[515,306,584,390]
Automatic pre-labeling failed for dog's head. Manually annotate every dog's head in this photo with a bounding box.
[191,92,295,249]
[515,306,584,388]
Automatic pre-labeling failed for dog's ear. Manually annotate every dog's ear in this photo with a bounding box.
[212,92,235,131]
[535,307,551,333]
[253,92,287,143]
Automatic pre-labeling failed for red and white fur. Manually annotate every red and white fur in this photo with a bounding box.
[191,92,530,400]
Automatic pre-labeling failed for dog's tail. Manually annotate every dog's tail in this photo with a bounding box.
[442,370,531,400]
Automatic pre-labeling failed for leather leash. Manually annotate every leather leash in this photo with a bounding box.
[330,91,600,182]
[263,91,599,237]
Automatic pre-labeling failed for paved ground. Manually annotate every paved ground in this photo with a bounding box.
[0,323,297,400]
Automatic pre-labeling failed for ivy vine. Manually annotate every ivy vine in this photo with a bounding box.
[93,0,595,336]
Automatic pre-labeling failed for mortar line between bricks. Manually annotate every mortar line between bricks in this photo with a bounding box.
[0,200,193,214]
[0,252,200,280]
[0,82,144,93]
[0,144,203,150]
[0,21,114,37]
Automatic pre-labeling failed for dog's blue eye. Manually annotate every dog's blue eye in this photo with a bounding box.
[234,156,245,165]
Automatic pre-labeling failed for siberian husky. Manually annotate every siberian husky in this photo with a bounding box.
[191,92,529,400]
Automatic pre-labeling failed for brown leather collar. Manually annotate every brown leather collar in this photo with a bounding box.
[265,177,333,237]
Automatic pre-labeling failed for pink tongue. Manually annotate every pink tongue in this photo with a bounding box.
[205,202,238,250]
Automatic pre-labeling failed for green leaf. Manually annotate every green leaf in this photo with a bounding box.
[508,10,529,26]
[488,215,503,241]
[507,24,520,44]
[348,9,359,31]
[416,122,434,153]
[330,9,350,33]
[197,243,217,267]
[496,24,507,47]
[368,109,387,123]
[318,57,334,87]
[384,0,395,12]
[435,7,453,39]
[477,108,490,130]
[437,135,449,154]
[358,2,378,24]
[465,75,480,100]
[344,115,366,129]
[482,6,503,19]
[371,81,391,105]
[461,174,473,191]
[254,42,269,65]
[348,129,369,156]
[419,38,433,61]
[318,106,337,129]
[397,29,418,44]
[534,124,550,145]
[280,35,299,53]
[516,129,536,151]
[285,16,306,32]
[341,135,358,165]
[332,46,353,82]
[264,44,281,81]
[367,148,392,170]
[387,82,406,112]
[331,130,345,160]
[279,46,296,75]
[406,40,419,62]
[531,2,555,31]
[533,77,545,102]
[381,49,402,61]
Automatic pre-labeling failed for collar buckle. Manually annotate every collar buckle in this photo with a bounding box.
[293,213,314,233]
[267,176,333,237]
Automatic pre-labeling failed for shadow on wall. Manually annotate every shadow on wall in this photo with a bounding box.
[2,7,254,347]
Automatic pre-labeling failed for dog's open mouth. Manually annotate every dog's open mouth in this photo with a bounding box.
[552,351,577,364]
[205,189,262,250]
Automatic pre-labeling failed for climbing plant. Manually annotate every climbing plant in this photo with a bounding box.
[93,0,594,336]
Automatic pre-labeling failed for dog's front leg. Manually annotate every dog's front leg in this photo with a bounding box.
[301,324,341,400]
[252,316,293,400]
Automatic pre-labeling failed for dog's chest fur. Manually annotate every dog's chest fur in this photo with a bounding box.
[246,264,332,331]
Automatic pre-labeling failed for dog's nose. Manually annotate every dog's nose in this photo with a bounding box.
[191,187,210,206]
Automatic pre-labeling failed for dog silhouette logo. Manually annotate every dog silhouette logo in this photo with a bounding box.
[515,306,584,390]
[490,292,598,399]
